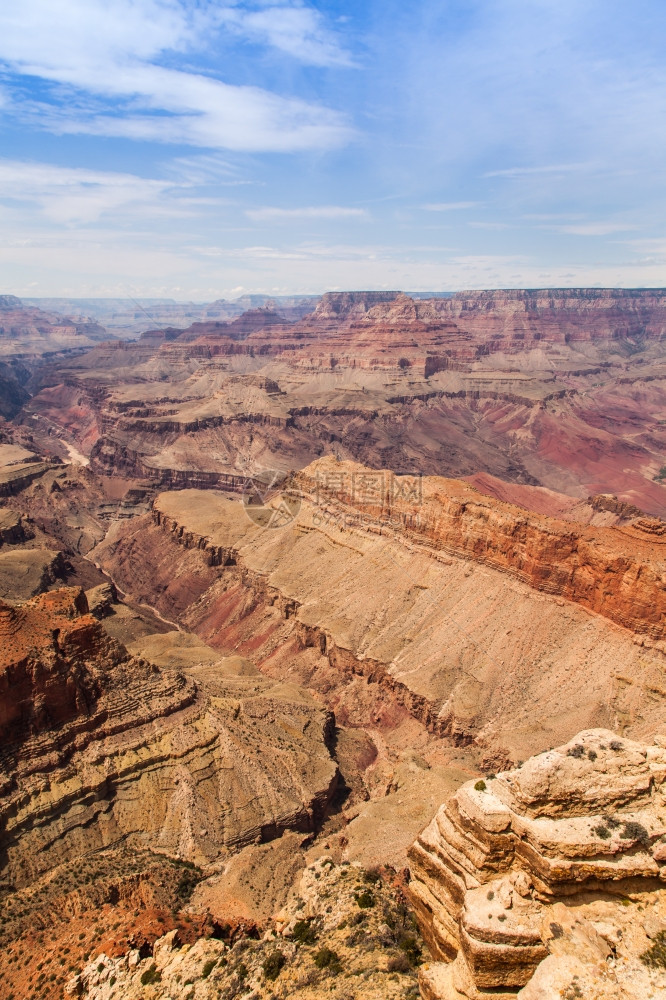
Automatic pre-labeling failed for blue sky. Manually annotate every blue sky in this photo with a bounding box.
[1,0,665,297]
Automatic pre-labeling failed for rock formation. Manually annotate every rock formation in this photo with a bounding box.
[408,729,666,999]
[19,288,666,516]
[0,588,337,888]
[66,857,423,1000]
[93,458,666,765]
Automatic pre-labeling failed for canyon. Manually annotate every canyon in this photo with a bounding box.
[0,287,665,999]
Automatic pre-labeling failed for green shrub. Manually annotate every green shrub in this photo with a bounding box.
[474,780,486,792]
[201,959,216,979]
[262,950,286,981]
[313,947,341,973]
[397,933,422,966]
[292,919,317,945]
[641,930,666,969]
[354,889,375,909]
[140,963,161,986]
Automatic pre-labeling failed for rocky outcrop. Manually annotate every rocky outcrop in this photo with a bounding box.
[0,589,338,888]
[408,729,666,999]
[293,458,666,639]
[66,856,423,1000]
[94,460,666,763]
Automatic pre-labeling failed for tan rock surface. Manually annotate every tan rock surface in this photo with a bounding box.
[408,729,666,999]
[0,590,338,888]
[67,857,424,1000]
[95,459,666,764]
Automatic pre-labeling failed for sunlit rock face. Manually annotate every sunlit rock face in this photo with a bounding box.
[409,729,666,999]
[0,587,337,888]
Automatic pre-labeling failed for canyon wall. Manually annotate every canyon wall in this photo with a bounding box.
[94,458,666,765]
[0,587,337,888]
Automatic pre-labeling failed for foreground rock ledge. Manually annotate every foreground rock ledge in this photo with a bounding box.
[408,728,666,999]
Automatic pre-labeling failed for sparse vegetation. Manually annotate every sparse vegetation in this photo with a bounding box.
[262,950,286,981]
[641,930,666,969]
[140,963,161,985]
[474,779,487,792]
[620,821,650,846]
[292,919,318,945]
[567,744,585,758]
[354,889,376,909]
[313,946,342,973]
[593,825,611,840]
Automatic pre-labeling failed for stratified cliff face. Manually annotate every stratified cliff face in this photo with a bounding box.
[408,729,666,1000]
[293,458,666,639]
[0,588,337,888]
[0,294,109,356]
[21,288,666,516]
[93,458,666,766]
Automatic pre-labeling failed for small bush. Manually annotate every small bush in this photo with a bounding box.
[641,930,666,969]
[292,919,318,945]
[262,950,286,981]
[621,821,650,846]
[387,953,411,973]
[397,933,422,966]
[140,963,161,986]
[201,959,216,979]
[474,780,487,792]
[567,745,585,759]
[313,947,342,973]
[603,813,621,829]
[354,889,375,909]
[588,750,598,761]
[593,825,611,840]
[610,740,623,751]
[236,962,248,981]
[364,867,381,885]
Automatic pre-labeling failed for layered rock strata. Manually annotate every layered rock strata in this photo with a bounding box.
[408,729,666,999]
[0,590,337,888]
[95,458,666,763]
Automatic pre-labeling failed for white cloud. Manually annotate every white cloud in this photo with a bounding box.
[421,201,479,211]
[246,205,369,221]
[0,159,181,224]
[216,3,354,67]
[484,163,593,178]
[0,0,353,151]
[553,222,639,236]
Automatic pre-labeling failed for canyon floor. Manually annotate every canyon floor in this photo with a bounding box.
[0,288,665,1000]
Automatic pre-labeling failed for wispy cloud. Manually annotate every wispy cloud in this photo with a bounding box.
[421,201,479,211]
[552,222,639,236]
[0,1,353,151]
[216,2,354,67]
[484,163,593,178]
[0,159,182,224]
[246,205,369,222]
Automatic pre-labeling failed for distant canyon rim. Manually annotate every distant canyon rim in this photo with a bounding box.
[0,287,664,1000]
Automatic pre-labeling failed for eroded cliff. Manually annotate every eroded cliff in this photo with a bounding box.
[93,458,666,767]
[409,729,666,999]
[0,589,337,888]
